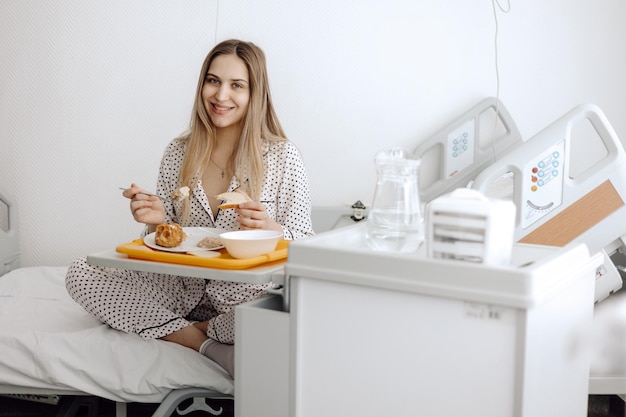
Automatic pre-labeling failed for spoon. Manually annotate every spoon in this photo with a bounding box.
[118,187,165,200]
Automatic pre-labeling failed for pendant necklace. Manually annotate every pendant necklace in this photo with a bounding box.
[210,158,226,179]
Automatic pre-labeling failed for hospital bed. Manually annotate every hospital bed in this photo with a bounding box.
[417,99,626,303]
[0,191,234,416]
[0,266,234,417]
[417,100,626,399]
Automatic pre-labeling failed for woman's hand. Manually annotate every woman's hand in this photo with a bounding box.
[236,200,283,233]
[121,183,166,226]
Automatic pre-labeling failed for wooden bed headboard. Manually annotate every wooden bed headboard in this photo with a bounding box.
[0,187,19,276]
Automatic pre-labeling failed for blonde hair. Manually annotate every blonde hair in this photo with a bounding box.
[176,39,286,224]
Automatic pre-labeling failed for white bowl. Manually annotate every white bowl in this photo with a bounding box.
[220,230,283,259]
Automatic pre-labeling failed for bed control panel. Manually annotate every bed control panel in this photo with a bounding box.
[446,119,475,178]
[520,140,565,229]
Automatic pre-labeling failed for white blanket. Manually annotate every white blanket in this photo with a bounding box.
[0,266,233,403]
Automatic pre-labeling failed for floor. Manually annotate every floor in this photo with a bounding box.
[0,395,622,416]
[0,395,234,417]
[589,397,626,417]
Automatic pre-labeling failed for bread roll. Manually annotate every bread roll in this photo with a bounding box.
[155,223,186,248]
[215,191,251,209]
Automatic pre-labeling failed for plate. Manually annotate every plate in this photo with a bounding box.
[143,227,227,253]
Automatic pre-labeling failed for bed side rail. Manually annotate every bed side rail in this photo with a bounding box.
[414,97,523,203]
[0,188,19,275]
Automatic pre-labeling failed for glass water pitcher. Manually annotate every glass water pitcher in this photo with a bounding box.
[366,148,424,252]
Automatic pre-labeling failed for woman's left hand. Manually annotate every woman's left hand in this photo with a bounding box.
[236,201,283,232]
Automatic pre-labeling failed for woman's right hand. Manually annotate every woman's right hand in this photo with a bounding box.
[121,183,166,225]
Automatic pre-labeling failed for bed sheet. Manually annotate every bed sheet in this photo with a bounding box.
[0,266,234,403]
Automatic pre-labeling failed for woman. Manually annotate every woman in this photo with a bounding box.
[65,39,314,377]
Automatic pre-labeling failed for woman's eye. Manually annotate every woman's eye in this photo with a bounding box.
[206,77,219,85]
[233,83,242,89]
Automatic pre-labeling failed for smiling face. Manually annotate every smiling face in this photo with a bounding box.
[202,53,251,131]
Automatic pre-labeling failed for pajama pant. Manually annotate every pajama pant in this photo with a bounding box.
[65,257,269,344]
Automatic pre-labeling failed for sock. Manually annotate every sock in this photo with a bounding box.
[200,338,235,377]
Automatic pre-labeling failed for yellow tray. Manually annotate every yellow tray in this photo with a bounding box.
[116,239,290,270]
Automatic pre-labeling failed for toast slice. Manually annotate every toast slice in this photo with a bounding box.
[215,191,252,209]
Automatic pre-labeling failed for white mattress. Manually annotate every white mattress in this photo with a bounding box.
[0,266,234,403]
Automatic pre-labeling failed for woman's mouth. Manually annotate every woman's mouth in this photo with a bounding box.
[211,103,233,114]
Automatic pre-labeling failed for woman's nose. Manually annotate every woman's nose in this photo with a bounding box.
[215,85,229,101]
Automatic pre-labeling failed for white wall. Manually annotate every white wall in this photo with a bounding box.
[2,0,626,266]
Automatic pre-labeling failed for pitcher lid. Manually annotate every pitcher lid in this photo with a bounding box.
[374,148,421,166]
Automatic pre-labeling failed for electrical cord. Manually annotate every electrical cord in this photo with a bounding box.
[490,0,511,160]
[214,0,220,43]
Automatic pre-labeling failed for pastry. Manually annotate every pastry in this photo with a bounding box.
[154,223,186,248]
